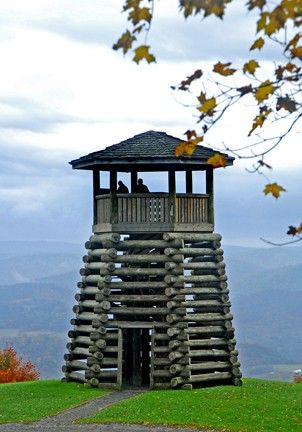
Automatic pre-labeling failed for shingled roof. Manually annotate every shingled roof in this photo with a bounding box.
[70,130,234,171]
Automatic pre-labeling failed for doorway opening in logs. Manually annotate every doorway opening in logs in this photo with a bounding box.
[121,328,152,388]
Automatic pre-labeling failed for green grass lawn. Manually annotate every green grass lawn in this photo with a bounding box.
[82,378,302,432]
[0,380,109,424]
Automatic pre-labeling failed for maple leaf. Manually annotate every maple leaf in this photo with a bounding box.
[263,182,286,198]
[207,153,227,168]
[243,59,260,75]
[172,69,203,91]
[175,131,203,157]
[248,107,272,135]
[213,61,236,76]
[197,96,217,114]
[113,30,136,54]
[291,46,302,58]
[276,96,297,113]
[129,6,152,25]
[133,45,155,64]
[237,84,253,95]
[247,0,266,10]
[255,80,276,103]
[250,37,265,50]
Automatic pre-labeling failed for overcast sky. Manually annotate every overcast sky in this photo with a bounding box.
[0,0,301,247]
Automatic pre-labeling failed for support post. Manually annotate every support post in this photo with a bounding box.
[93,169,100,225]
[186,170,193,194]
[110,170,118,223]
[131,171,138,193]
[168,170,176,224]
[206,167,214,225]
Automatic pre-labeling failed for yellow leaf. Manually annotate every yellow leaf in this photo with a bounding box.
[213,61,236,76]
[248,108,271,136]
[175,134,203,157]
[207,153,227,168]
[263,182,286,198]
[133,45,155,64]
[113,30,136,54]
[255,80,276,103]
[243,59,260,75]
[198,97,217,114]
[291,46,302,58]
[129,6,152,25]
[250,37,265,50]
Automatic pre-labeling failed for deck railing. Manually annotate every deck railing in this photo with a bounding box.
[96,193,210,226]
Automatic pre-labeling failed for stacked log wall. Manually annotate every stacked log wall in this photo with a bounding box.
[63,231,241,389]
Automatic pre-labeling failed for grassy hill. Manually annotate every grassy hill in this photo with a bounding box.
[1,379,301,432]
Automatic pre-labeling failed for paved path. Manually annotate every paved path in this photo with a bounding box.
[0,390,211,432]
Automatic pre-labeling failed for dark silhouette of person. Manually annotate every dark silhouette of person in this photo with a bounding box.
[117,180,129,193]
[136,178,149,193]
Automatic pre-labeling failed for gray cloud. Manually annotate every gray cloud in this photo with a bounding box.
[0,96,93,133]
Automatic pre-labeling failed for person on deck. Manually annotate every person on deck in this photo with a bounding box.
[136,178,149,193]
[117,181,129,193]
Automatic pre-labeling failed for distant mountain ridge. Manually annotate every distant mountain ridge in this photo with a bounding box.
[0,240,301,380]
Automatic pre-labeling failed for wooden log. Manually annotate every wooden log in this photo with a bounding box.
[65,371,86,383]
[95,339,107,349]
[167,312,233,324]
[163,233,222,242]
[110,306,169,315]
[174,325,234,337]
[73,324,104,334]
[90,331,107,341]
[165,287,229,296]
[72,335,91,346]
[88,377,99,387]
[165,262,225,271]
[100,357,118,366]
[168,300,230,309]
[90,364,102,373]
[76,312,99,321]
[98,281,171,290]
[97,285,111,294]
[71,347,90,356]
[101,294,168,302]
[91,315,109,327]
[103,254,183,264]
[153,358,171,366]
[169,351,184,361]
[165,248,223,257]
[94,300,111,311]
[87,370,118,379]
[233,378,243,386]
[82,275,112,284]
[164,274,226,284]
[171,371,232,387]
[106,238,184,249]
[87,356,99,366]
[88,248,117,258]
[85,262,116,272]
[110,268,168,277]
[188,349,233,358]
[108,320,170,329]
[80,286,100,295]
[63,360,89,371]
[152,370,173,378]
[90,233,121,244]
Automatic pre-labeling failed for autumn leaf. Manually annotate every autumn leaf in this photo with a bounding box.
[175,131,203,157]
[243,59,260,75]
[250,37,265,50]
[172,69,203,91]
[248,108,272,135]
[255,80,276,103]
[263,182,286,198]
[197,94,217,114]
[291,46,302,58]
[287,224,302,236]
[129,6,152,25]
[247,0,266,10]
[276,96,297,113]
[133,45,155,64]
[207,153,227,168]
[213,61,236,76]
[113,30,136,54]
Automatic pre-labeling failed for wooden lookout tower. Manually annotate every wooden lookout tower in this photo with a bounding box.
[63,130,242,389]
